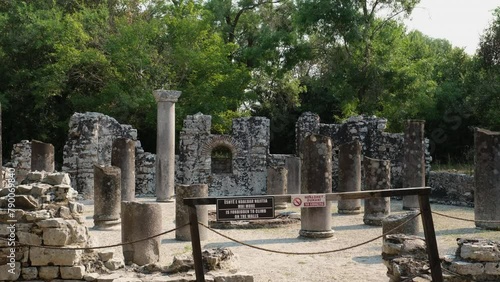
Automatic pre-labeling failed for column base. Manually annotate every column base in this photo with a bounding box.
[93,219,121,230]
[299,229,335,239]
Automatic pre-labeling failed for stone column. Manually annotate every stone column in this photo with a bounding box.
[93,165,121,229]
[382,211,420,236]
[31,140,55,172]
[363,157,391,226]
[337,140,362,214]
[112,138,136,201]
[121,201,162,265]
[285,156,301,195]
[267,166,288,210]
[402,120,425,210]
[154,89,181,202]
[474,128,500,230]
[300,134,334,238]
[175,184,208,241]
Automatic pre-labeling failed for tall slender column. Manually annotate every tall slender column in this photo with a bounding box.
[337,140,362,214]
[112,138,136,201]
[31,140,55,172]
[154,90,181,202]
[474,128,500,230]
[402,120,425,210]
[299,134,334,238]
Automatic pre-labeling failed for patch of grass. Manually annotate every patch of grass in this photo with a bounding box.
[431,162,474,175]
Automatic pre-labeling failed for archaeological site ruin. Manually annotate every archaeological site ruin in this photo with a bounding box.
[1,90,500,282]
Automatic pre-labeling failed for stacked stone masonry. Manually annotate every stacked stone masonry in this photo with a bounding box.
[296,112,432,190]
[0,171,91,281]
[442,238,500,281]
[178,113,273,196]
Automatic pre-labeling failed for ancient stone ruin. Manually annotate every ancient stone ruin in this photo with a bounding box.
[295,112,432,190]
[61,112,157,199]
[0,170,93,281]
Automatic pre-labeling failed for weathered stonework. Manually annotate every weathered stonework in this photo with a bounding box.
[178,113,271,196]
[296,113,432,190]
[10,140,31,183]
[428,171,474,207]
[62,112,140,199]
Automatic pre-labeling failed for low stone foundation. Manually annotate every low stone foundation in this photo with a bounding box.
[428,171,474,207]
[442,238,500,282]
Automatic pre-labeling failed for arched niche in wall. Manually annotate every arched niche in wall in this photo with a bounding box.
[201,136,238,175]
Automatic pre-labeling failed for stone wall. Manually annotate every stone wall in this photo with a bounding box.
[10,140,31,183]
[61,112,153,199]
[178,113,271,196]
[296,113,432,190]
[428,171,474,207]
[442,238,500,281]
[0,171,90,281]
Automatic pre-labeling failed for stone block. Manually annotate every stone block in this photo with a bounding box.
[58,206,72,219]
[43,172,71,185]
[485,262,500,275]
[98,251,114,262]
[26,171,46,182]
[43,227,70,246]
[22,266,38,280]
[12,195,39,210]
[66,219,89,244]
[39,266,60,280]
[31,183,52,197]
[30,247,82,266]
[25,210,51,221]
[104,258,124,270]
[83,272,100,281]
[36,218,67,228]
[17,231,42,245]
[69,201,85,213]
[0,262,21,281]
[213,272,254,282]
[460,243,500,262]
[60,265,86,279]
[17,184,33,194]
[449,261,485,275]
[96,273,121,282]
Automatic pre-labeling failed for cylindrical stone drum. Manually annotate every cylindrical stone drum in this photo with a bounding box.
[474,128,500,230]
[402,120,425,210]
[338,140,362,214]
[267,166,288,210]
[363,157,391,226]
[93,165,121,229]
[121,201,162,265]
[31,140,55,172]
[112,138,136,202]
[175,184,208,241]
[299,134,334,238]
[382,211,420,237]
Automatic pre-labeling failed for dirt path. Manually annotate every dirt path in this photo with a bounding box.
[83,198,499,282]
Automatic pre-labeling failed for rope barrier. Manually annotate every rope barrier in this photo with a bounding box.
[197,212,422,255]
[432,211,500,224]
[0,223,189,250]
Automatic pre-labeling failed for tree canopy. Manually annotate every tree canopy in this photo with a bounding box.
[0,0,499,165]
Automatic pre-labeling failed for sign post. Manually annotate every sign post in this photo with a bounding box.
[216,196,275,221]
[291,194,326,208]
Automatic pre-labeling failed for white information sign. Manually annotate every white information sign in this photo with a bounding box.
[291,194,326,208]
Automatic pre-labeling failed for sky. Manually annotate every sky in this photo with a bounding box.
[403,0,499,55]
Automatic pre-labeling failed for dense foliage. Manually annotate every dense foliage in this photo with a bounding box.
[0,0,498,165]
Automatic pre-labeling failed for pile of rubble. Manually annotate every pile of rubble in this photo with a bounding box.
[442,238,500,281]
[0,170,119,281]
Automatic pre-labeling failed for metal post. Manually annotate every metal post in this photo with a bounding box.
[418,194,443,282]
[188,205,205,282]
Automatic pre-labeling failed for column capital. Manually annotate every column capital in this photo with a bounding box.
[154,90,182,103]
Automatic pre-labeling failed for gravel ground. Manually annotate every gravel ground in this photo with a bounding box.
[82,198,499,282]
